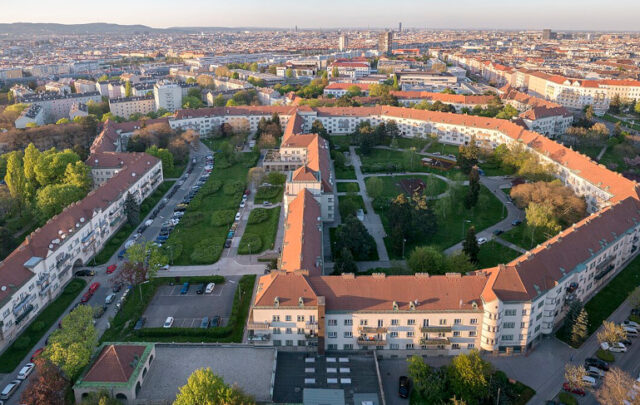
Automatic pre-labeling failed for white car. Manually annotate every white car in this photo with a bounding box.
[144,219,154,227]
[163,317,174,328]
[205,283,215,294]
[623,320,640,329]
[124,239,136,249]
[601,341,627,352]
[17,363,35,380]
[0,380,21,400]
[235,212,241,221]
[477,237,488,245]
[582,375,597,387]
[587,366,605,378]
[239,201,246,208]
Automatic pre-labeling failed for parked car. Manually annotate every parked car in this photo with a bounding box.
[623,320,640,329]
[227,231,235,239]
[493,229,503,236]
[180,282,190,295]
[586,366,605,378]
[106,264,117,274]
[88,282,100,293]
[196,283,205,294]
[200,317,210,329]
[205,283,216,294]
[477,237,488,245]
[134,317,146,330]
[601,341,627,352]
[144,219,154,226]
[17,363,35,380]
[224,239,232,248]
[30,348,44,362]
[163,317,174,328]
[93,306,105,319]
[118,249,127,259]
[105,293,116,305]
[112,283,122,293]
[263,201,272,206]
[239,201,246,208]
[582,375,597,387]
[74,269,95,277]
[235,212,241,221]
[631,308,640,316]
[211,315,221,327]
[80,292,92,303]
[512,219,522,226]
[0,380,21,400]
[398,376,410,398]
[562,382,585,396]
[584,357,609,371]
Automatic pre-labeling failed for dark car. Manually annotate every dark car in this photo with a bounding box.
[180,282,190,295]
[211,315,221,327]
[200,317,209,329]
[196,283,205,294]
[399,376,410,398]
[74,269,95,277]
[512,219,522,226]
[493,229,503,236]
[621,338,633,346]
[134,317,146,330]
[224,239,232,248]
[632,308,640,316]
[584,357,609,371]
[118,249,127,259]
[112,283,122,293]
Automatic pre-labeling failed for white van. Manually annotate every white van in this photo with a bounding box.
[582,375,597,387]
[17,363,35,380]
[0,380,21,400]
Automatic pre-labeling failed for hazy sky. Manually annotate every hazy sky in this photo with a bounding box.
[1,0,639,31]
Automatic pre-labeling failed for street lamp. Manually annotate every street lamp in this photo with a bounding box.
[461,219,471,238]
[402,238,407,259]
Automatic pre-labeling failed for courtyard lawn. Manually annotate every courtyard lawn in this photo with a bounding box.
[238,206,281,255]
[381,184,506,258]
[392,137,430,150]
[338,194,367,219]
[425,141,460,157]
[500,221,551,250]
[358,148,462,178]
[0,278,87,373]
[93,181,175,265]
[556,255,640,346]
[330,135,352,151]
[367,175,448,199]
[476,241,521,268]
[337,182,360,193]
[335,164,357,180]
[166,149,258,265]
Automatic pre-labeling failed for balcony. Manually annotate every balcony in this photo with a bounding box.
[359,326,387,333]
[15,304,34,324]
[357,337,386,346]
[248,321,270,330]
[55,254,71,269]
[420,338,449,346]
[12,294,34,315]
[420,326,452,333]
[596,255,616,271]
[306,321,318,331]
[595,264,615,281]
[248,333,271,343]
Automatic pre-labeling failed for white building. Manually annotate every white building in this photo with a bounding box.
[153,82,183,112]
[20,92,102,123]
[109,96,156,119]
[74,79,97,94]
[14,104,45,128]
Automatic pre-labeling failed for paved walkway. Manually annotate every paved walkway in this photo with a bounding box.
[494,236,527,254]
[349,146,389,262]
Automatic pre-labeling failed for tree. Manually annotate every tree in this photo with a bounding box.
[564,364,587,391]
[310,120,328,139]
[510,181,587,226]
[174,367,254,405]
[79,391,121,405]
[20,358,68,405]
[333,247,358,274]
[55,118,70,125]
[332,66,339,78]
[5,151,26,205]
[213,94,226,107]
[117,241,167,299]
[446,251,474,274]
[183,95,204,109]
[63,161,92,191]
[285,68,293,78]
[124,192,139,226]
[35,184,85,223]
[597,321,627,345]
[635,100,640,115]
[407,356,448,404]
[247,167,265,189]
[333,215,376,261]
[584,104,595,121]
[463,226,480,263]
[146,145,174,173]
[346,85,362,97]
[265,171,286,185]
[365,177,383,199]
[571,308,589,347]
[458,137,479,174]
[526,202,561,244]
[408,246,445,274]
[596,367,640,405]
[446,350,492,405]
[125,80,132,97]
[464,167,480,209]
[43,305,97,378]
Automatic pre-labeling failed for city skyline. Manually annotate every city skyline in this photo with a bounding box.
[1,0,640,31]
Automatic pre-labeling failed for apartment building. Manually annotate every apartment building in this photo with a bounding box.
[0,152,162,353]
[20,92,102,123]
[69,103,89,121]
[45,82,71,95]
[396,71,458,90]
[392,91,493,111]
[153,82,183,112]
[327,62,371,78]
[14,104,45,128]
[109,96,156,119]
[323,83,370,98]
[74,79,97,94]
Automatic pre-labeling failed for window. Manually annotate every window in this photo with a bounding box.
[454,319,461,325]
[344,331,352,338]
[286,340,293,346]
[390,344,399,350]
[439,319,447,325]
[467,343,475,349]
[407,319,415,325]
[360,319,368,326]
[423,319,429,327]
[272,315,280,322]
[273,340,282,346]
[453,331,460,337]
[344,319,353,326]
[536,313,542,321]
[297,328,304,334]
[503,322,515,329]
[501,335,514,341]
[273,328,281,334]
[390,332,398,338]
[391,319,399,326]
[328,332,337,338]
[452,344,460,349]
[297,315,305,322]
[343,344,353,350]
[286,328,292,334]
[377,319,384,327]
[520,322,526,328]
[407,331,414,338]
[328,344,338,350]
[285,315,292,321]
[504,309,516,316]
[469,331,477,337]
[406,344,414,349]
[328,319,337,326]
[470,318,477,325]
[538,301,544,308]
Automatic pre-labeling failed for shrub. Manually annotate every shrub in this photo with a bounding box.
[558,392,578,405]
[190,238,223,264]
[163,240,183,261]
[13,337,31,350]
[201,179,222,195]
[247,208,269,224]
[265,171,286,185]
[238,234,262,254]
[596,348,615,362]
[211,210,236,226]
[187,196,202,210]
[223,181,244,196]
[254,185,281,201]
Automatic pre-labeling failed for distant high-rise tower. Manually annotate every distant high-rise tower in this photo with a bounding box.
[339,34,349,52]
[378,31,393,56]
[398,22,402,32]
[542,29,556,40]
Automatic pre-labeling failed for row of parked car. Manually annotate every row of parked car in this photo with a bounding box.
[0,361,35,400]
[224,189,250,249]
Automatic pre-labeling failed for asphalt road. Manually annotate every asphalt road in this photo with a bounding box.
[0,143,209,404]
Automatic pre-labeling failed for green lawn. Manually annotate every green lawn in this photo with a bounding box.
[101,275,258,343]
[238,206,281,254]
[367,175,448,199]
[337,182,360,193]
[254,185,283,203]
[0,278,87,373]
[425,141,460,156]
[358,148,462,178]
[93,181,175,265]
[479,160,516,177]
[381,185,506,257]
[338,194,367,218]
[335,164,357,180]
[166,150,258,265]
[393,137,430,150]
[476,241,521,268]
[501,221,551,250]
[163,162,187,179]
[330,135,352,151]
[602,113,640,131]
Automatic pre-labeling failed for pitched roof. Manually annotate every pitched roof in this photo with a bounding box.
[82,344,147,383]
[280,189,323,275]
[391,91,494,105]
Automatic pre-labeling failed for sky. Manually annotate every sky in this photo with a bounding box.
[1,0,639,31]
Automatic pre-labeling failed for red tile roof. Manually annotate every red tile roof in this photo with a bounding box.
[280,189,323,275]
[82,344,147,383]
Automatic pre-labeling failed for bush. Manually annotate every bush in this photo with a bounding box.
[558,392,578,405]
[596,348,615,362]
[266,171,286,185]
[201,179,222,195]
[247,208,269,224]
[223,181,244,196]
[163,240,183,261]
[255,185,281,201]
[190,238,223,263]
[181,211,204,227]
[211,210,236,226]
[13,336,31,350]
[238,234,262,254]
[187,196,202,210]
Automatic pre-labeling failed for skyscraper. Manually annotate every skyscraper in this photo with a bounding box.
[378,31,393,56]
[542,29,556,40]
[398,22,402,32]
[339,34,349,52]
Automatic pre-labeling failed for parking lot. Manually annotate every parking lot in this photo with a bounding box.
[142,275,239,328]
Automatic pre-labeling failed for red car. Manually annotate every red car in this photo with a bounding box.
[562,382,586,396]
[88,282,101,293]
[106,264,117,274]
[31,348,44,362]
[244,189,250,196]
[81,292,92,303]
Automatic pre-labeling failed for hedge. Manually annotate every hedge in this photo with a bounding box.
[211,210,236,226]
[558,393,578,405]
[247,208,269,224]
[223,181,244,196]
[190,238,224,264]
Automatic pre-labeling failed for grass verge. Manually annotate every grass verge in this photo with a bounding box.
[337,182,360,193]
[0,278,86,373]
[476,241,521,268]
[238,206,281,254]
